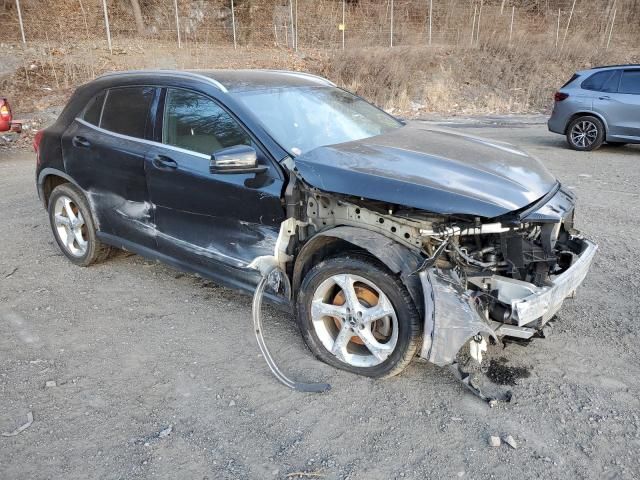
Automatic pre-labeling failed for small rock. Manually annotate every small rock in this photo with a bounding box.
[45,380,56,387]
[578,174,592,178]
[503,435,517,449]
[457,471,465,477]
[451,417,462,421]
[229,400,236,407]
[489,436,501,447]
[158,425,173,438]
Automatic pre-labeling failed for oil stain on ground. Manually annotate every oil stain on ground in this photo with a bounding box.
[487,357,531,386]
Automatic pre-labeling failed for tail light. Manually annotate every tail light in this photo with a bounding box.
[34,130,44,165]
[554,92,569,102]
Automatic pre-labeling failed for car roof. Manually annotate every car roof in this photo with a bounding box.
[96,69,335,93]
[576,64,640,75]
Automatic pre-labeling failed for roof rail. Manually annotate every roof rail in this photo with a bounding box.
[261,69,336,86]
[96,70,228,92]
[591,64,640,70]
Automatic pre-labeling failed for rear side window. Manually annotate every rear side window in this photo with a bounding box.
[581,71,617,91]
[601,70,621,93]
[162,88,251,156]
[83,91,105,125]
[100,87,155,138]
[620,70,640,94]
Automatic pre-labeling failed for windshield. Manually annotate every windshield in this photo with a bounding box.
[234,86,402,156]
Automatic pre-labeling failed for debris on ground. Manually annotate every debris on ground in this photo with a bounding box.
[4,267,18,278]
[45,380,56,387]
[158,425,173,438]
[503,435,518,449]
[285,471,325,478]
[2,412,34,437]
[489,436,501,447]
[228,400,236,407]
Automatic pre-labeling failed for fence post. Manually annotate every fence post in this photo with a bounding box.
[470,5,476,46]
[231,0,237,49]
[342,0,345,49]
[390,0,394,47]
[174,0,182,48]
[15,0,26,44]
[288,0,295,49]
[101,0,112,54]
[561,0,576,50]
[555,9,560,49]
[476,1,482,44]
[509,6,514,46]
[428,0,433,45]
[607,8,617,50]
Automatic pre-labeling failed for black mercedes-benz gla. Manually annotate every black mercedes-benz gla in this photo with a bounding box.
[35,70,596,381]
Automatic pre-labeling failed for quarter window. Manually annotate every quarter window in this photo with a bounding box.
[83,91,106,126]
[581,71,617,92]
[100,86,155,138]
[162,88,251,156]
[620,70,640,95]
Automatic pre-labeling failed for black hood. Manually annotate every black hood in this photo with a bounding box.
[293,123,558,218]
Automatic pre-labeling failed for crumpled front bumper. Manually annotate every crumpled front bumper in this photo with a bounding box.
[499,238,598,326]
[419,237,598,366]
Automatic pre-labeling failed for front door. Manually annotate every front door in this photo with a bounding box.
[145,87,285,282]
[61,86,158,249]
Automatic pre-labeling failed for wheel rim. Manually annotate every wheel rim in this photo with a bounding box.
[53,195,88,257]
[311,274,398,368]
[571,120,598,148]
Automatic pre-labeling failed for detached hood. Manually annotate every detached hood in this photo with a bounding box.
[293,123,557,218]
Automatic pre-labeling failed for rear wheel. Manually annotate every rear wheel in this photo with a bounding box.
[296,254,422,378]
[566,115,605,151]
[48,183,112,266]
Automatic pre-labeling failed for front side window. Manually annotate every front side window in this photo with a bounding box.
[162,88,251,156]
[83,91,106,126]
[100,86,155,138]
[620,70,640,95]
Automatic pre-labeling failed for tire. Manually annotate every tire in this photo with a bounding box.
[566,115,605,151]
[607,141,627,147]
[296,254,422,378]
[48,183,113,266]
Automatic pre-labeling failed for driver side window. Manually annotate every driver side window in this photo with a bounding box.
[162,88,251,156]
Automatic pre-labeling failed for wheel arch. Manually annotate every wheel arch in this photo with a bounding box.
[292,226,425,316]
[565,111,609,136]
[38,168,80,208]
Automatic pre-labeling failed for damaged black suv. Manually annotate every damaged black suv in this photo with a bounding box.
[35,70,597,381]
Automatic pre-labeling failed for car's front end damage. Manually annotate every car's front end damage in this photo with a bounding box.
[274,123,598,398]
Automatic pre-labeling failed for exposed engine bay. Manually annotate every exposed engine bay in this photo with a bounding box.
[282,176,597,369]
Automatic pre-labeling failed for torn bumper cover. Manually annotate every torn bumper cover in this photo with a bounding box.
[420,237,597,366]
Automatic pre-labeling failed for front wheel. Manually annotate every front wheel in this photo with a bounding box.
[296,254,422,378]
[566,115,605,151]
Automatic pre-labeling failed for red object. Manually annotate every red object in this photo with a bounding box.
[554,92,569,102]
[34,129,44,165]
[0,98,12,132]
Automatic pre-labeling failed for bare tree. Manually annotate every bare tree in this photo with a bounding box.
[129,0,145,35]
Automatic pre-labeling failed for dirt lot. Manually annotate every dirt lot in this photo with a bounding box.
[1,120,639,480]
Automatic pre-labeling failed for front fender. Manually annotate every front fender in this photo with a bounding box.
[292,226,425,316]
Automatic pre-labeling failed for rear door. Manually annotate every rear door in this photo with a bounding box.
[144,87,285,278]
[587,70,622,133]
[61,86,158,248]
[607,69,640,140]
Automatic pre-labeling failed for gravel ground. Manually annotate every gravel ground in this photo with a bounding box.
[1,121,639,480]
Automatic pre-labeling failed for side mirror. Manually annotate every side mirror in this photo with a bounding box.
[209,145,267,175]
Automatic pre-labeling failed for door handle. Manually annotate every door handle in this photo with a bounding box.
[72,135,91,148]
[152,155,178,170]
[598,95,611,100]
